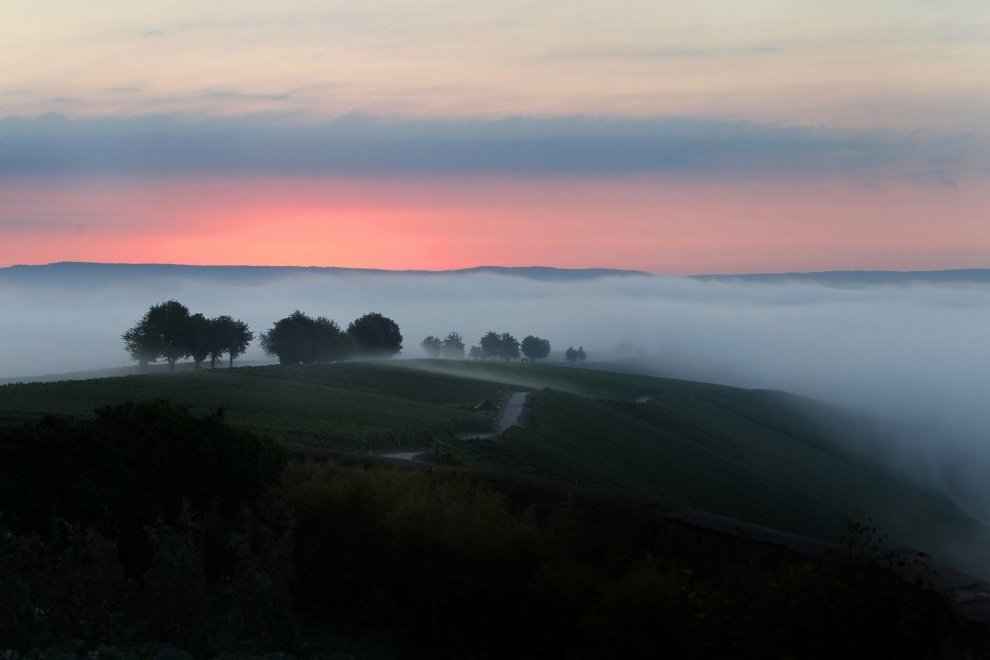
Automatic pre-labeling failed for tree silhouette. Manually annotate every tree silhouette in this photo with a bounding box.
[124,303,253,371]
[347,312,403,357]
[565,346,587,363]
[421,335,442,358]
[122,320,162,369]
[185,313,211,369]
[261,312,349,364]
[442,332,465,359]
[122,300,192,371]
[480,331,501,359]
[212,316,253,368]
[313,316,352,363]
[479,331,521,361]
[261,311,316,364]
[521,335,551,362]
[422,332,465,359]
[498,332,520,361]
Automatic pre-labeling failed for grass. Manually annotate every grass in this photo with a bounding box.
[0,362,512,451]
[2,357,988,576]
[448,388,987,558]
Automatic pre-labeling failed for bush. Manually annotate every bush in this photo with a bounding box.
[0,400,286,566]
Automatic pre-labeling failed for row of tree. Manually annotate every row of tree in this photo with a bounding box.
[420,332,466,359]
[421,331,552,362]
[422,331,587,363]
[564,346,587,362]
[125,302,578,370]
[260,311,402,364]
[123,300,253,371]
[474,332,552,362]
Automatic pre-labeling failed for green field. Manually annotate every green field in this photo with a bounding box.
[2,358,986,575]
[0,362,507,451]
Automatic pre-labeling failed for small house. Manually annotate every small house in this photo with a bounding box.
[473,399,500,417]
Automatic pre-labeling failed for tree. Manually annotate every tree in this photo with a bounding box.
[212,316,253,368]
[185,313,211,369]
[347,312,403,357]
[468,345,483,359]
[479,331,520,361]
[423,332,464,359]
[312,316,351,363]
[261,311,316,364]
[442,332,465,359]
[421,335,442,358]
[261,312,349,365]
[498,332,520,361]
[521,335,551,362]
[122,300,192,371]
[565,346,587,363]
[122,320,162,369]
[480,331,501,359]
[123,302,252,371]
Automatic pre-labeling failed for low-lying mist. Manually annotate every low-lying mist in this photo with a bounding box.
[2,269,988,534]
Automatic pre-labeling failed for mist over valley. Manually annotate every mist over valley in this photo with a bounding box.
[4,261,990,654]
[3,262,988,524]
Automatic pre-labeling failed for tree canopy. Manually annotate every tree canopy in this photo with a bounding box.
[442,332,465,359]
[212,315,254,368]
[421,331,465,359]
[421,335,443,358]
[347,312,403,357]
[261,310,402,364]
[479,331,520,361]
[521,335,551,362]
[565,346,587,363]
[260,311,351,364]
[123,301,253,371]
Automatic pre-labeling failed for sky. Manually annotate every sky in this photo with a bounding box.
[1,1,988,273]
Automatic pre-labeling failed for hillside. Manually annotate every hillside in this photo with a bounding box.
[693,268,990,286]
[0,261,648,287]
[1,359,987,577]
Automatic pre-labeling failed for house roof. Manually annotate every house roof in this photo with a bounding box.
[473,399,499,412]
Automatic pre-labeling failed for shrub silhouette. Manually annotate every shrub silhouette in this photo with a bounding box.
[0,400,286,573]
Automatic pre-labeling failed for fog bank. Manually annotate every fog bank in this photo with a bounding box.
[1,269,988,522]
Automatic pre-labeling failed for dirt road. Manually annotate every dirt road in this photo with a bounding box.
[498,391,530,432]
[382,391,532,461]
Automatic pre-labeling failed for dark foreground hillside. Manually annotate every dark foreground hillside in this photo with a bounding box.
[1,402,985,658]
[2,360,989,579]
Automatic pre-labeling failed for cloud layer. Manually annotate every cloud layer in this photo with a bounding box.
[0,113,982,182]
[2,269,987,462]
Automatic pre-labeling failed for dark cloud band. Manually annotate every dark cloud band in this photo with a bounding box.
[0,113,982,180]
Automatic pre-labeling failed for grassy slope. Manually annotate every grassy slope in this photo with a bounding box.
[1,358,986,570]
[0,362,509,451]
[401,361,990,567]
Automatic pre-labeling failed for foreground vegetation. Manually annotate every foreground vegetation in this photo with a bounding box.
[0,402,975,657]
[0,362,502,450]
[2,359,988,576]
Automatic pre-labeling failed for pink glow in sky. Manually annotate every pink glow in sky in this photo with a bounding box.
[1,1,988,272]
[2,175,986,274]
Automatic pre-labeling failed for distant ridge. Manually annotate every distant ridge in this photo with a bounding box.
[693,269,990,286]
[5,263,987,286]
[0,262,650,285]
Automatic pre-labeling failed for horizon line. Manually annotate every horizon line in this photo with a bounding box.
[2,260,989,278]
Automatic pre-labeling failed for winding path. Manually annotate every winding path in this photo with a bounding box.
[383,391,533,461]
[497,391,530,432]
